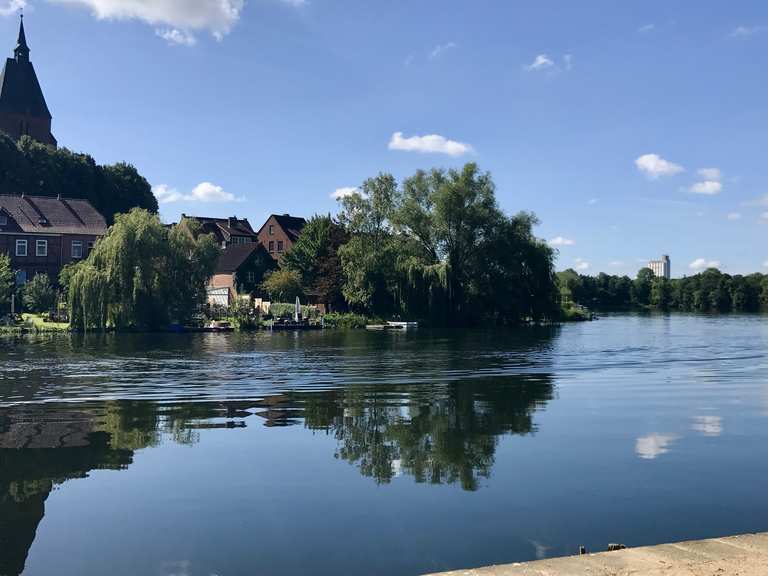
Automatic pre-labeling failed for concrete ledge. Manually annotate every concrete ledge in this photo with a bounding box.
[425,532,768,576]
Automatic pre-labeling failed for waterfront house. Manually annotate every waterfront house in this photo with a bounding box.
[256,214,306,259]
[181,215,258,249]
[207,242,276,306]
[0,194,107,285]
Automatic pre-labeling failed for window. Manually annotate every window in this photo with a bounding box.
[0,214,7,226]
[277,241,284,253]
[71,240,83,259]
[15,270,27,286]
[247,271,256,283]
[36,240,48,257]
[268,241,275,252]
[268,225,274,236]
[15,239,27,257]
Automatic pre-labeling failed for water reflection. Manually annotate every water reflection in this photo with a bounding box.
[1,371,555,574]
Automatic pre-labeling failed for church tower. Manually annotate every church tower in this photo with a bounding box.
[0,16,57,147]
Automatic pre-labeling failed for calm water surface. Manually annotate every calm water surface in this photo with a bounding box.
[1,315,767,576]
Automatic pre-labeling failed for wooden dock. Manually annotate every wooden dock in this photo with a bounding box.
[425,532,768,576]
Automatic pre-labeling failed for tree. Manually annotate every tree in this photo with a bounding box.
[338,174,400,314]
[22,273,56,313]
[260,269,304,302]
[632,268,654,306]
[68,209,219,331]
[281,215,349,311]
[0,133,157,224]
[650,277,672,309]
[0,253,14,311]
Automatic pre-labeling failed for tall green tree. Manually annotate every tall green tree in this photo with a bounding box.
[281,215,349,311]
[338,174,401,314]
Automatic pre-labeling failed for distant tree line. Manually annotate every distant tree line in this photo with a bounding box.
[0,133,157,223]
[263,163,560,326]
[558,267,768,312]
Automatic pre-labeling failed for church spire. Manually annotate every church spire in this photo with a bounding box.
[14,14,29,62]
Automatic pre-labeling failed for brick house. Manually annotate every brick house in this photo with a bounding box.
[0,194,107,285]
[207,243,276,306]
[256,214,306,259]
[181,215,258,249]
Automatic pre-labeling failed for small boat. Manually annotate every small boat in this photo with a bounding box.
[206,320,234,333]
[386,321,419,330]
[366,321,419,331]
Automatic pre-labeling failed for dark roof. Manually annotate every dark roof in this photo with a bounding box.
[0,19,51,119]
[267,214,307,242]
[215,243,260,274]
[0,194,107,235]
[182,215,257,243]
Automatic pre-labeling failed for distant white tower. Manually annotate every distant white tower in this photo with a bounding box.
[648,255,671,279]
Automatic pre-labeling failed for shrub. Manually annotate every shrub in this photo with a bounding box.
[322,312,371,329]
[22,273,57,313]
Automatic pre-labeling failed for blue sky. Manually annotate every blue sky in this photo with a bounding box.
[2,0,767,277]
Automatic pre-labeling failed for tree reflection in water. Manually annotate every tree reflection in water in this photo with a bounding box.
[297,375,554,491]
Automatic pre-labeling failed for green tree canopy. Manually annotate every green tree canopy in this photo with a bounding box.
[22,273,56,313]
[260,269,304,303]
[280,214,349,311]
[0,134,157,224]
[336,163,559,325]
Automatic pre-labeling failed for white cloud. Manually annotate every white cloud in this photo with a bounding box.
[689,180,722,195]
[638,23,655,33]
[563,54,573,71]
[525,54,554,72]
[156,28,197,46]
[726,212,741,221]
[588,198,599,205]
[731,25,763,37]
[331,187,361,200]
[51,0,245,39]
[635,433,679,460]
[574,257,589,271]
[153,181,237,204]
[698,168,722,181]
[635,154,684,179]
[388,131,473,157]
[691,416,722,437]
[763,260,768,269]
[609,260,625,267]
[689,258,720,271]
[761,212,768,222]
[429,42,456,60]
[548,236,575,247]
[742,194,768,207]
[0,0,25,16]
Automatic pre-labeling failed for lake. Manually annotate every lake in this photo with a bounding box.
[1,315,767,576]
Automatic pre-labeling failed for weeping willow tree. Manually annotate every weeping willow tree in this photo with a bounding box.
[67,209,220,331]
